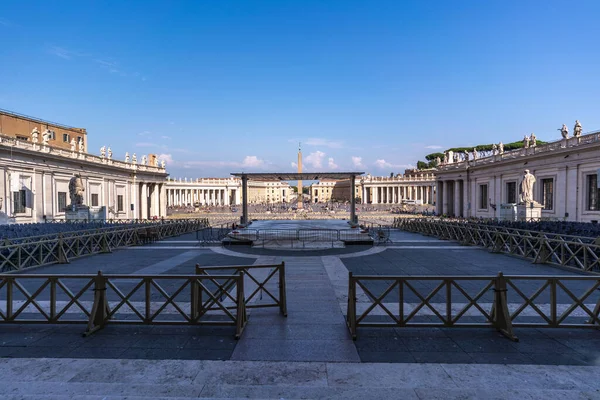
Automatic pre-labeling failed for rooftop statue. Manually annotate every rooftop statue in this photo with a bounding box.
[42,129,50,146]
[530,133,537,147]
[107,147,112,159]
[78,139,84,153]
[125,152,130,163]
[523,134,530,148]
[559,124,569,139]
[70,138,76,152]
[31,127,39,143]
[498,142,504,154]
[100,146,106,158]
[574,120,582,137]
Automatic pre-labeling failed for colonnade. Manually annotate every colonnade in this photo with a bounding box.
[134,182,167,219]
[361,184,436,205]
[166,188,237,207]
[436,179,467,217]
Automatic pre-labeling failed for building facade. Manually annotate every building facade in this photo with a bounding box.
[360,170,436,205]
[0,133,168,223]
[435,130,600,222]
[165,178,292,206]
[0,109,88,153]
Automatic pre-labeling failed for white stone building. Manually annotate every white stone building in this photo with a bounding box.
[435,130,600,222]
[360,171,436,205]
[165,178,292,206]
[0,133,168,222]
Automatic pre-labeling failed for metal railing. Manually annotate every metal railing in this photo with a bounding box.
[0,271,248,338]
[347,272,600,340]
[196,262,287,316]
[395,219,600,272]
[0,220,206,272]
[225,228,369,248]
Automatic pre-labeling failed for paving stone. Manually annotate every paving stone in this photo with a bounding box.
[326,363,458,388]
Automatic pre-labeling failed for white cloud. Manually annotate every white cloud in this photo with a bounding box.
[425,145,443,149]
[291,162,298,168]
[138,131,152,137]
[157,153,173,165]
[241,155,264,168]
[328,157,338,169]
[161,135,171,140]
[374,159,415,170]
[305,150,326,169]
[351,156,364,168]
[47,46,76,60]
[135,142,159,148]
[305,138,344,149]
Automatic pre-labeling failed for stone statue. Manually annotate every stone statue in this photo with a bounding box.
[463,150,469,161]
[443,152,448,164]
[453,152,459,163]
[68,174,85,206]
[498,142,504,154]
[141,155,147,165]
[42,129,50,146]
[160,160,166,168]
[472,147,478,160]
[100,146,106,158]
[70,138,76,152]
[530,133,537,147]
[492,143,498,155]
[574,120,582,137]
[125,152,130,163]
[435,156,441,166]
[107,147,112,159]
[519,169,536,204]
[560,124,569,139]
[78,139,84,153]
[31,127,39,143]
[523,135,530,149]
[132,153,137,164]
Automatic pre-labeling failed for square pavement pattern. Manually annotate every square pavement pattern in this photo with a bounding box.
[1,230,599,367]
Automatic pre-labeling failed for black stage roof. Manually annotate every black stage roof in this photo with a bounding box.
[230,172,364,181]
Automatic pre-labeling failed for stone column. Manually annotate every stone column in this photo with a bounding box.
[442,181,449,215]
[141,182,148,219]
[454,179,462,217]
[241,175,248,225]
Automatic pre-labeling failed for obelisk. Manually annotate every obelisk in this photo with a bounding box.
[297,143,303,209]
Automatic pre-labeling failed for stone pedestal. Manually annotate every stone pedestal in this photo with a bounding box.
[66,205,91,221]
[517,202,543,222]
[66,206,107,222]
[499,203,518,221]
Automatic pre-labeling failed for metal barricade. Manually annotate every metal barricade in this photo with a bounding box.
[347,272,600,341]
[195,262,287,316]
[0,271,247,338]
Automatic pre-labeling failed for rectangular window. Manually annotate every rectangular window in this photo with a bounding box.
[62,133,70,142]
[541,178,554,210]
[58,192,67,212]
[479,184,488,209]
[77,136,82,143]
[50,130,56,140]
[91,193,99,207]
[587,174,600,211]
[13,190,26,213]
[506,182,517,204]
[117,195,124,212]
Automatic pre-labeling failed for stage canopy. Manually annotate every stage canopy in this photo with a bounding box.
[230,172,365,225]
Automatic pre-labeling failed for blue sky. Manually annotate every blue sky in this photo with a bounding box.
[1,1,599,178]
